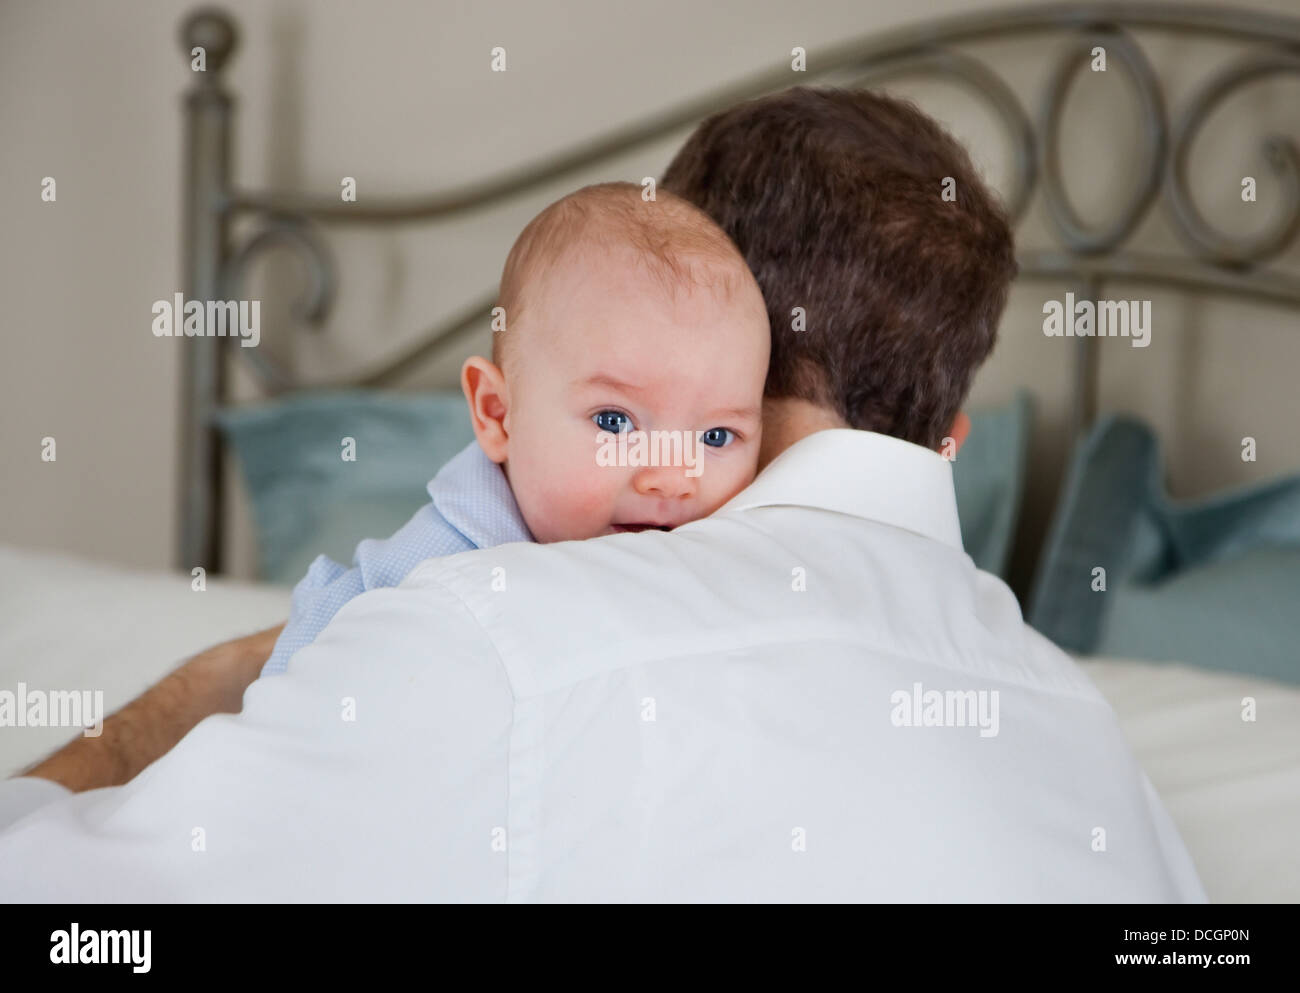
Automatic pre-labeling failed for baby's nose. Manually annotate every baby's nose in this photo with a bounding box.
[632,465,696,500]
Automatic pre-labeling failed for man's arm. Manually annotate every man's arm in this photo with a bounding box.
[17,623,284,793]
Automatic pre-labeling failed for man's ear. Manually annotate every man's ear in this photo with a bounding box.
[943,410,972,456]
[460,356,510,463]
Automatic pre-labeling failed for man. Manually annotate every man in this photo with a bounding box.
[0,87,1204,901]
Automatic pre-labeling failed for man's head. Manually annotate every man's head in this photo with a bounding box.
[463,182,770,543]
[663,85,1018,453]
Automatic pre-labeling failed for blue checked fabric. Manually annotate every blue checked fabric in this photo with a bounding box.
[261,441,533,676]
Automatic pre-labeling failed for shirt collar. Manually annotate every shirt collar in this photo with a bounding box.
[428,441,535,548]
[717,428,964,551]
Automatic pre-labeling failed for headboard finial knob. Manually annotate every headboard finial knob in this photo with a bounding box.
[180,7,238,73]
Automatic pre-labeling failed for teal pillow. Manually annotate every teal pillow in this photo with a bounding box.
[1095,547,1300,684]
[1028,415,1300,682]
[216,390,475,583]
[951,391,1033,578]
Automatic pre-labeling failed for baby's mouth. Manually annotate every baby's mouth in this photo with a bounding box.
[610,523,673,534]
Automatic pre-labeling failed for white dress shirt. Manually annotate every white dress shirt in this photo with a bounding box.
[0,429,1206,901]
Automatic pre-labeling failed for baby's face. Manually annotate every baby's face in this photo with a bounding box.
[501,248,769,542]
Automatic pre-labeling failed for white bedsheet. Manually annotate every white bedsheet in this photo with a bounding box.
[1080,656,1300,903]
[0,544,289,777]
[1,543,1296,901]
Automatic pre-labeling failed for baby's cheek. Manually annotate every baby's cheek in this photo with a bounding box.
[550,468,620,536]
[507,453,566,541]
[703,453,759,513]
[521,453,619,541]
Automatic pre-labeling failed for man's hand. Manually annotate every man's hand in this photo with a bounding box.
[18,623,285,793]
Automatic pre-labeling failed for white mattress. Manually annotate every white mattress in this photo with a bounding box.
[0,544,289,777]
[1,543,1296,901]
[1079,656,1300,903]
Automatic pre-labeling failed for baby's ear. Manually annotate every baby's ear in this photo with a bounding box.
[460,356,510,463]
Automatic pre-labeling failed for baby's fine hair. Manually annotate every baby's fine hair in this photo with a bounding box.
[492,182,752,371]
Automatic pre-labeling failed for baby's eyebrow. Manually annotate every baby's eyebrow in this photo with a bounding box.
[709,405,761,422]
[574,373,646,395]
[576,373,759,423]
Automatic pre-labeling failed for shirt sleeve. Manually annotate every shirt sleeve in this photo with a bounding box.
[260,553,356,677]
[0,579,513,901]
[261,501,472,678]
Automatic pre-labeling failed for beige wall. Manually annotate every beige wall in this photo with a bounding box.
[2,0,1298,595]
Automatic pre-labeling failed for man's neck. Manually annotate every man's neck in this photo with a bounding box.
[758,398,849,470]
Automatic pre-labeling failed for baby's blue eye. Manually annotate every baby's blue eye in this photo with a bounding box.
[594,410,632,433]
[701,428,734,448]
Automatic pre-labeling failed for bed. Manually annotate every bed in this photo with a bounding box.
[8,1,1300,902]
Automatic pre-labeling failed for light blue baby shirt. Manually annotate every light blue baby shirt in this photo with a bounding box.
[261,440,534,677]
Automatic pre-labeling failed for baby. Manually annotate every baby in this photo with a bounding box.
[262,182,770,675]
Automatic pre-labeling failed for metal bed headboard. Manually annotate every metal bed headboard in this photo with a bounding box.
[177,1,1300,572]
